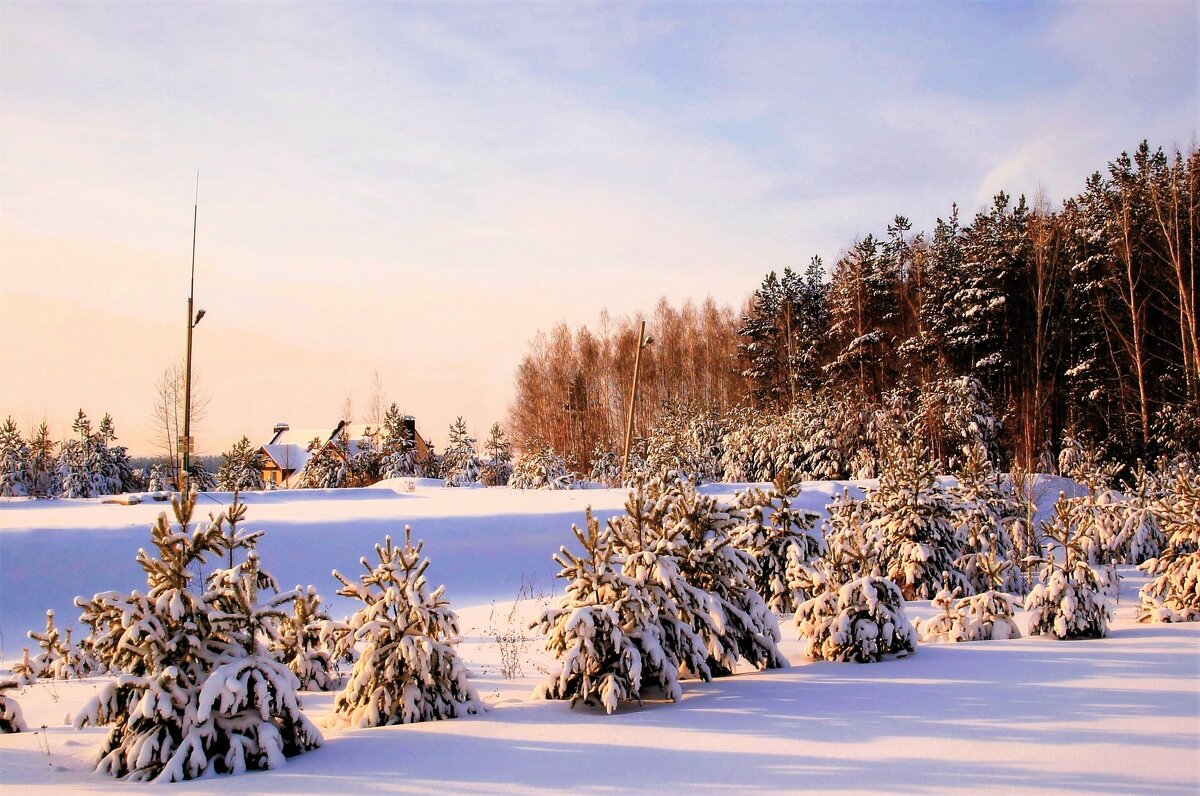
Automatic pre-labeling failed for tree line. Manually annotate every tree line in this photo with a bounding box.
[511,141,1200,472]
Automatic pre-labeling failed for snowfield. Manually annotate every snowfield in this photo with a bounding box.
[1,480,1197,794]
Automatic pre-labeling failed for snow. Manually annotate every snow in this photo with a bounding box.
[1,478,1197,793]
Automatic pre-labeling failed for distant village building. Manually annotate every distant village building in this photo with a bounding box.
[258,419,429,487]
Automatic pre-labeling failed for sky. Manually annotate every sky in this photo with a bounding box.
[1,1,1196,456]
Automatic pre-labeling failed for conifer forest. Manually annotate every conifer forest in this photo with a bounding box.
[512,142,1200,476]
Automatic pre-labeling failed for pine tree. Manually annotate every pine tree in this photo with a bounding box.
[510,445,573,490]
[665,482,786,675]
[217,436,266,492]
[441,417,482,487]
[0,417,31,497]
[298,437,345,489]
[534,508,673,712]
[587,445,623,487]
[27,422,58,498]
[1024,493,1116,639]
[58,409,99,498]
[916,567,1021,643]
[344,430,381,487]
[482,422,514,486]
[329,527,484,727]
[379,404,418,479]
[952,444,1026,595]
[11,649,36,686]
[27,609,82,679]
[95,414,141,493]
[867,432,965,599]
[147,464,166,492]
[794,575,916,663]
[0,681,25,733]
[608,481,721,683]
[731,472,822,613]
[274,586,342,691]
[1137,460,1200,622]
[74,491,321,781]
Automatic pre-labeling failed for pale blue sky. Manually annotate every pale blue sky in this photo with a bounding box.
[1,1,1196,453]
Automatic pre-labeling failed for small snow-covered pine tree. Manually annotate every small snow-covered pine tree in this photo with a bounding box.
[731,472,823,613]
[217,436,266,492]
[0,417,32,497]
[58,410,99,498]
[482,422,514,486]
[1137,463,1200,622]
[608,481,719,682]
[0,681,25,733]
[1137,551,1200,623]
[27,610,79,679]
[441,417,482,487]
[275,586,340,691]
[952,444,1026,595]
[329,527,484,727]
[27,422,59,498]
[534,508,673,712]
[74,490,321,781]
[379,404,418,479]
[587,446,622,487]
[298,437,345,489]
[794,575,915,663]
[914,578,970,643]
[11,649,36,686]
[510,445,573,490]
[867,437,964,599]
[666,481,786,675]
[1024,493,1116,639]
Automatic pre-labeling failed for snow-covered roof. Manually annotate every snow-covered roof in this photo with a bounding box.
[269,423,380,448]
[270,427,338,447]
[260,443,312,473]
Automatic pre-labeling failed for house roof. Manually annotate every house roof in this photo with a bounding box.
[260,443,312,473]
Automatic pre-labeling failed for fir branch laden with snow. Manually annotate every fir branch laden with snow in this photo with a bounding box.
[329,527,484,728]
[73,490,321,782]
[533,508,676,713]
[795,575,916,663]
[0,680,25,734]
[1023,493,1116,640]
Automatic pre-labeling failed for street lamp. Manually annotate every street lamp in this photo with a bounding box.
[619,321,653,484]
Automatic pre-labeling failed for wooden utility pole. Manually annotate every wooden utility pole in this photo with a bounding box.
[181,174,202,493]
[620,321,648,483]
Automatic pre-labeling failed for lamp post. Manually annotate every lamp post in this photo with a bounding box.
[180,177,204,493]
[619,320,653,484]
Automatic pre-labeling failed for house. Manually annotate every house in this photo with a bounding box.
[258,419,430,487]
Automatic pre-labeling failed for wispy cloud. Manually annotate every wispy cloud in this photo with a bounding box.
[1,1,1195,451]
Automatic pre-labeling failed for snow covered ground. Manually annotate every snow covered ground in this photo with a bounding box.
[1,480,1197,794]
